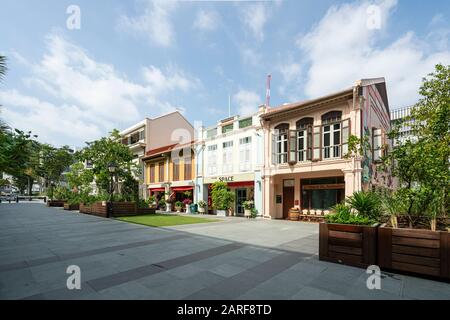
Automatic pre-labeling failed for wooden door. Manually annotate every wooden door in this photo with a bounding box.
[283,186,295,219]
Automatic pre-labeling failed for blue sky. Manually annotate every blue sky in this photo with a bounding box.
[0,0,449,147]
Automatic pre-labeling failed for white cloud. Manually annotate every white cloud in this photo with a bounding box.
[117,0,176,47]
[233,90,261,116]
[193,10,219,32]
[279,63,302,83]
[0,33,200,147]
[296,0,450,108]
[240,3,268,41]
[0,90,102,146]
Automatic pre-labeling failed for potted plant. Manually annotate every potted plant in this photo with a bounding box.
[175,201,183,213]
[197,200,207,214]
[319,191,381,268]
[243,200,254,218]
[165,192,174,212]
[250,208,258,219]
[158,199,166,211]
[210,181,235,217]
[183,198,192,213]
[148,195,157,209]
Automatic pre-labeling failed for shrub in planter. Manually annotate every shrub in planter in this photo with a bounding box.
[325,203,376,226]
[158,199,166,210]
[148,195,157,209]
[243,200,254,217]
[197,200,207,214]
[211,182,234,216]
[250,208,258,219]
[175,201,183,212]
[183,198,192,213]
[320,194,380,268]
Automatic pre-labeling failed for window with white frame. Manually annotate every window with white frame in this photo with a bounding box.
[239,137,252,171]
[272,124,289,164]
[296,118,313,162]
[322,111,342,159]
[373,128,383,161]
[207,144,217,175]
[222,141,233,173]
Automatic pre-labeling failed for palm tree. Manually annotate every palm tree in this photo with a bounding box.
[0,55,9,134]
[0,55,6,81]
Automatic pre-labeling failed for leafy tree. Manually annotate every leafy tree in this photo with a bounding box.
[77,129,140,199]
[36,144,74,196]
[384,64,449,230]
[66,162,94,192]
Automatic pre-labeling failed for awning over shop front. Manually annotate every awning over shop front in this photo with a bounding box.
[171,186,194,192]
[149,187,165,192]
[226,181,254,188]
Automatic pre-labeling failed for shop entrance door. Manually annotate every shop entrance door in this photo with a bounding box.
[235,188,247,216]
[283,180,295,219]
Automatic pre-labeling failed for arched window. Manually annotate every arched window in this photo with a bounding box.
[321,111,342,124]
[296,118,313,161]
[322,111,342,159]
[273,123,289,164]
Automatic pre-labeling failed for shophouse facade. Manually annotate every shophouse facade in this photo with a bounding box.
[196,108,265,216]
[260,78,392,219]
[120,111,194,199]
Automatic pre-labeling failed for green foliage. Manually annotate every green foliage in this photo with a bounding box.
[37,144,74,193]
[210,181,235,210]
[381,191,406,218]
[52,186,71,200]
[158,199,166,208]
[197,200,207,208]
[175,201,183,208]
[325,198,377,226]
[137,199,149,209]
[0,129,39,180]
[66,162,93,192]
[148,195,157,204]
[243,200,254,210]
[77,129,140,196]
[250,208,258,218]
[383,64,450,228]
[345,191,381,220]
[343,135,370,159]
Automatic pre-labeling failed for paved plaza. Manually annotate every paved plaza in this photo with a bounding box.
[0,203,449,300]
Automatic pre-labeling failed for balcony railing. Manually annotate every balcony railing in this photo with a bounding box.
[274,145,343,165]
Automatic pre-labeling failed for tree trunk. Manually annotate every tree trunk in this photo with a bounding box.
[430,217,436,231]
[390,215,398,228]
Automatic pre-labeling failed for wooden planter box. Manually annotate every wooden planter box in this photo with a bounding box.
[63,203,80,211]
[378,225,450,280]
[79,203,92,214]
[47,200,65,207]
[319,222,378,268]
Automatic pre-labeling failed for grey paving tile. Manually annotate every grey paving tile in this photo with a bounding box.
[290,286,346,300]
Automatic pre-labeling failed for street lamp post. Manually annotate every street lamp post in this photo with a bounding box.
[107,162,117,218]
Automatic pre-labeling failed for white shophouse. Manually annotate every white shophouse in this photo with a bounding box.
[195,107,265,216]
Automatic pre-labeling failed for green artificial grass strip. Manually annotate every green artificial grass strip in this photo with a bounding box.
[116,214,219,227]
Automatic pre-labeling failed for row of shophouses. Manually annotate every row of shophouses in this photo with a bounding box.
[119,77,395,219]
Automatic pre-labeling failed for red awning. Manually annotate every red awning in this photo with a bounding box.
[226,181,254,188]
[172,186,194,192]
[149,187,165,192]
